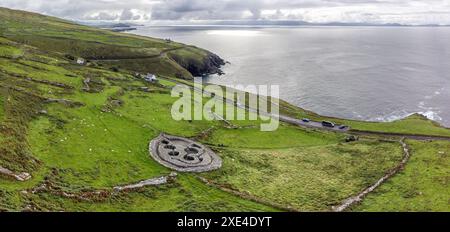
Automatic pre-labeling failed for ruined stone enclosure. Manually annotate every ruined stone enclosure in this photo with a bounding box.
[149,134,222,172]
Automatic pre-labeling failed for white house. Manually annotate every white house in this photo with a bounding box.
[144,73,158,82]
[76,58,85,65]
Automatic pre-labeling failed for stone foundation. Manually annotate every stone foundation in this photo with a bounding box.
[149,134,222,172]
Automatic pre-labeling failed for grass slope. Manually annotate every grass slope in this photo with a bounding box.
[204,140,404,211]
[0,41,275,211]
[354,140,450,212]
[0,7,448,212]
[0,94,4,121]
[0,7,219,79]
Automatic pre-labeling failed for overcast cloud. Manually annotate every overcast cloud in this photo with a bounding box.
[1,0,449,25]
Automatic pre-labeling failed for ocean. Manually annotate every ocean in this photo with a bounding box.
[130,26,450,127]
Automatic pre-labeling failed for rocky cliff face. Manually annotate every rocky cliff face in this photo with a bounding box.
[195,52,226,76]
[169,51,226,78]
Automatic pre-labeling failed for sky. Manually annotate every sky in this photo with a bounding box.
[1,0,450,25]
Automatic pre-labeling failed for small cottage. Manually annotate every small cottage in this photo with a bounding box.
[76,58,86,65]
[144,73,158,82]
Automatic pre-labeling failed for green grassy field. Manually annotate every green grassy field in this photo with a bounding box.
[0,7,449,212]
[354,140,450,212]
[0,94,4,121]
[0,7,220,80]
[17,175,278,212]
[204,140,404,211]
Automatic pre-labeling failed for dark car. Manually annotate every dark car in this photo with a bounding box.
[322,121,335,128]
[339,125,348,130]
[302,118,311,123]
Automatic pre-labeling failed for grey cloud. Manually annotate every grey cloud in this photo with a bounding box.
[86,12,119,20]
[120,9,134,20]
[0,0,449,24]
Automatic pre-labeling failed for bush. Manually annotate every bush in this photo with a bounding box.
[64,54,75,60]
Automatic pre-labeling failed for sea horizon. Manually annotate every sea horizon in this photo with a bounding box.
[129,25,450,127]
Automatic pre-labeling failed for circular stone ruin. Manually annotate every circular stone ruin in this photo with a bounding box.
[149,133,222,172]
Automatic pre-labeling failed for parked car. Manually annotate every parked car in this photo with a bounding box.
[322,121,335,128]
[302,118,311,123]
[339,125,348,130]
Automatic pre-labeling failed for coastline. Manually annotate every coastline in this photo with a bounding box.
[125,25,450,129]
[202,62,448,129]
[1,6,449,213]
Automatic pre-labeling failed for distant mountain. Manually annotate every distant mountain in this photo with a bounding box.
[147,19,450,27]
[77,21,144,28]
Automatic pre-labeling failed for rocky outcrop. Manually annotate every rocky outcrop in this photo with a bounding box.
[27,173,177,202]
[44,98,85,107]
[196,52,226,76]
[113,172,177,192]
[170,51,225,77]
[0,166,31,181]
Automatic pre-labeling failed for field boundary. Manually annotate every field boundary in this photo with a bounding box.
[332,138,411,212]
[197,176,298,212]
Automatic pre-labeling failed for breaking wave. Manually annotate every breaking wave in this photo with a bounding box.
[368,109,442,124]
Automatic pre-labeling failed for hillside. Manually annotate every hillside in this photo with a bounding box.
[0,7,224,79]
[0,7,448,212]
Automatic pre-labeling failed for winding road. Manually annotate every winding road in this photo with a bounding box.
[156,77,450,212]
[159,77,450,141]
[87,46,190,62]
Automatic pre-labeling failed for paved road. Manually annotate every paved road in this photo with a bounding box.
[278,114,349,132]
[159,77,450,141]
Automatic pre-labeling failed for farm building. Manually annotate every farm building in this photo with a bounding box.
[144,73,158,82]
[76,58,86,65]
